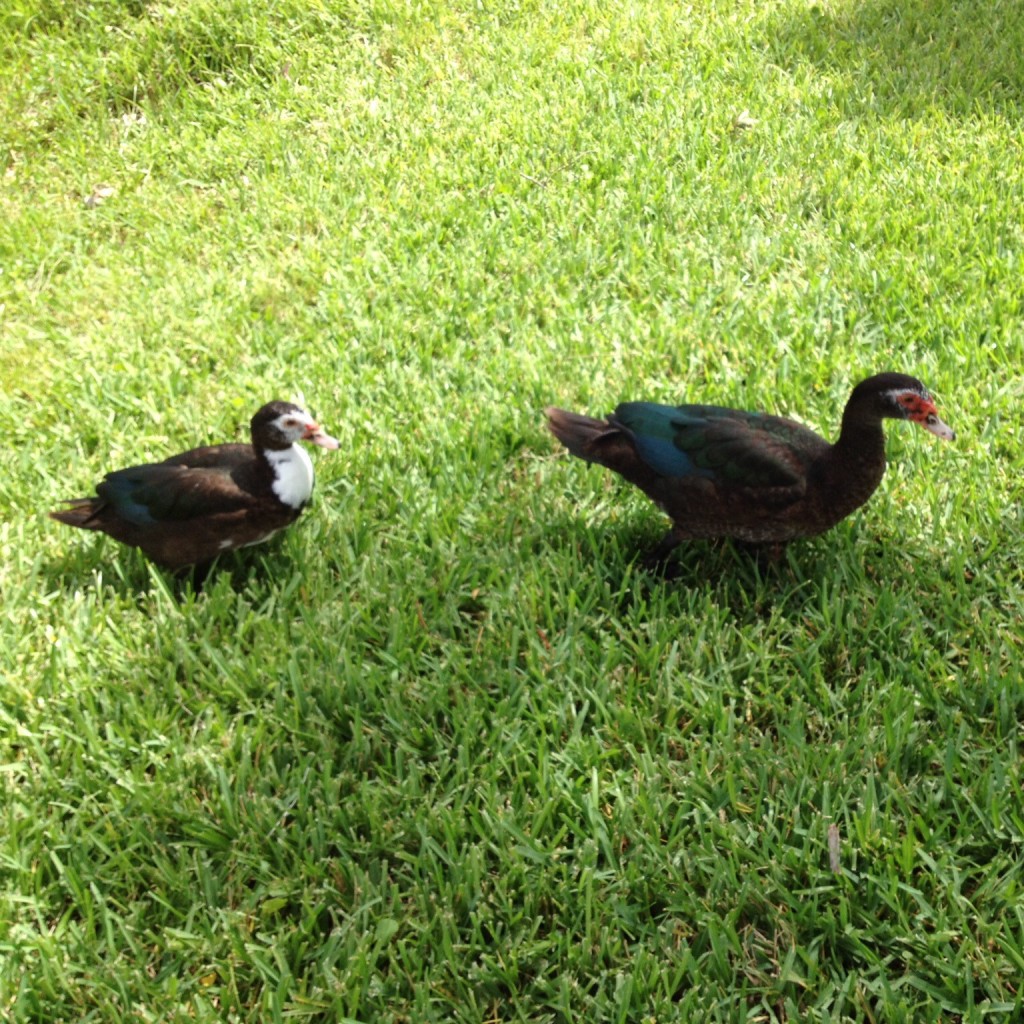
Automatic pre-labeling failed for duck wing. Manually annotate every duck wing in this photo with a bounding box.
[93,457,258,526]
[611,402,823,492]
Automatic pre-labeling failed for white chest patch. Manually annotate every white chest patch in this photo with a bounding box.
[265,444,315,509]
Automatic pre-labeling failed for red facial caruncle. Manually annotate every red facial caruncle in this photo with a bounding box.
[893,389,956,441]
[896,390,937,423]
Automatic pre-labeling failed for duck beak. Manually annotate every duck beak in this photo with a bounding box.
[922,414,955,442]
[304,423,340,450]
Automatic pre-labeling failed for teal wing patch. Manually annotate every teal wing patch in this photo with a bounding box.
[615,403,814,488]
[96,465,250,525]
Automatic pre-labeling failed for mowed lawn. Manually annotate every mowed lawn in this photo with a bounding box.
[2,0,1024,1020]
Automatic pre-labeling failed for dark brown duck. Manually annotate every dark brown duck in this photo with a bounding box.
[546,372,954,558]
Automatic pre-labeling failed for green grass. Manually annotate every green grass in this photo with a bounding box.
[3,0,1024,1020]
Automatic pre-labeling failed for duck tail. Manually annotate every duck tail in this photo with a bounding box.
[50,499,103,529]
[544,407,617,462]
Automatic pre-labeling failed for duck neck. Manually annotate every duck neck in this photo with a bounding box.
[834,405,887,463]
[825,406,889,512]
[261,443,315,509]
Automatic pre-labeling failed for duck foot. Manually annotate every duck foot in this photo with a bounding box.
[641,530,683,575]
[734,540,788,566]
[173,560,214,592]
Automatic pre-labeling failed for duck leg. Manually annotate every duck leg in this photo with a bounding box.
[174,559,214,592]
[732,539,788,566]
[642,528,684,570]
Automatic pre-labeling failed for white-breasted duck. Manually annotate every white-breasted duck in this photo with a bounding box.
[51,401,339,572]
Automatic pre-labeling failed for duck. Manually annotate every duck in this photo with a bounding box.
[546,372,954,560]
[50,401,339,573]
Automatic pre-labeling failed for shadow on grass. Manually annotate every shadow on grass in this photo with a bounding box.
[39,542,298,598]
[541,508,959,634]
[761,0,1024,116]
[538,512,859,615]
